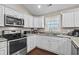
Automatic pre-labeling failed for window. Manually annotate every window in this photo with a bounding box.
[45,15,61,32]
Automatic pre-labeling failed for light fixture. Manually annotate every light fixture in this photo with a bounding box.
[37,5,41,9]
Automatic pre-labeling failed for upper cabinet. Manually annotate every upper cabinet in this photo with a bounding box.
[39,16,45,28]
[4,7,24,19]
[24,14,29,27]
[4,7,17,17]
[33,16,45,28]
[62,12,75,27]
[62,8,79,28]
[28,15,34,28]
[24,15,45,28]
[0,6,4,26]
[24,14,33,28]
[74,8,79,27]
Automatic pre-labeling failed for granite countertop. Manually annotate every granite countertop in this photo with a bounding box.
[27,33,72,38]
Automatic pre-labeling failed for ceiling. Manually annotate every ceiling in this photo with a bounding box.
[24,4,79,16]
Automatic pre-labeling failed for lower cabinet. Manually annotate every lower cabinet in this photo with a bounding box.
[0,41,7,55]
[50,38,71,55]
[37,36,51,51]
[27,36,36,53]
[0,47,7,55]
[36,36,71,55]
[27,35,71,55]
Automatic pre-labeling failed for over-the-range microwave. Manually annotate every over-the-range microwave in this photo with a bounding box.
[4,15,24,27]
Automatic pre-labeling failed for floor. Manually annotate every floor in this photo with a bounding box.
[27,47,57,55]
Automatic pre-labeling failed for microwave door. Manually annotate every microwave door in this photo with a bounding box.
[5,16,14,26]
[15,18,24,26]
[15,19,21,26]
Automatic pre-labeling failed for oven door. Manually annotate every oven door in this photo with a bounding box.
[8,38,27,55]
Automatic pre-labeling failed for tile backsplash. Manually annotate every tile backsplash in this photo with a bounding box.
[0,26,79,35]
[0,26,31,35]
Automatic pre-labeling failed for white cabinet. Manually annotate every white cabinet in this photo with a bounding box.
[27,35,71,55]
[4,7,17,17]
[33,17,39,28]
[5,7,24,18]
[0,47,7,55]
[27,36,36,52]
[49,37,59,53]
[24,15,33,28]
[37,36,51,51]
[24,15,29,27]
[27,15,33,28]
[38,16,45,28]
[49,37,71,55]
[0,41,7,55]
[62,8,79,28]
[36,35,71,55]
[62,12,75,27]
[24,15,45,28]
[33,16,45,28]
[41,16,45,28]
[27,36,33,52]
[0,6,4,26]
[74,8,79,27]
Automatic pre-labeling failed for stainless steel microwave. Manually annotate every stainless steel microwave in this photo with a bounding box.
[4,15,24,27]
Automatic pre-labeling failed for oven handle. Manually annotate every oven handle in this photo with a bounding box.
[8,37,26,42]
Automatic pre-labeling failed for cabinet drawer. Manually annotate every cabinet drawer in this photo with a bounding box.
[0,41,7,48]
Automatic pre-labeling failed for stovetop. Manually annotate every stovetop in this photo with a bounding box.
[3,33,27,41]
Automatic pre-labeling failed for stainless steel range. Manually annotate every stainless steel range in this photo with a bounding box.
[2,30,27,55]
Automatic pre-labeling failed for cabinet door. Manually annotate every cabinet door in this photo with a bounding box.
[5,7,15,16]
[62,12,74,27]
[49,37,71,55]
[49,37,59,53]
[43,37,50,51]
[28,15,33,28]
[36,36,44,48]
[0,6,4,26]
[39,16,45,28]
[30,36,36,50]
[0,47,7,55]
[33,17,39,28]
[42,17,45,28]
[24,15,29,27]
[27,37,32,52]
[27,37,30,52]
[37,36,50,51]
[33,16,45,28]
[27,36,36,52]
[74,8,79,27]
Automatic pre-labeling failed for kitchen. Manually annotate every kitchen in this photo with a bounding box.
[0,4,79,55]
